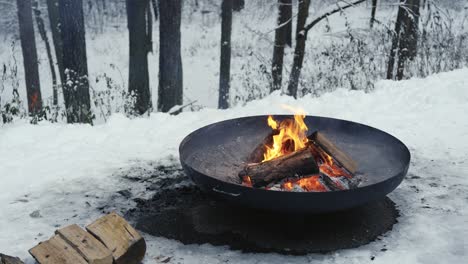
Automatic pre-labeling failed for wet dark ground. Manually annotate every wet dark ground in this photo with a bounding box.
[125,166,399,255]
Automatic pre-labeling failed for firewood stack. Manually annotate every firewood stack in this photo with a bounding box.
[29,212,146,264]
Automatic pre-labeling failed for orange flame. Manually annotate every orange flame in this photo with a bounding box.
[263,107,309,162]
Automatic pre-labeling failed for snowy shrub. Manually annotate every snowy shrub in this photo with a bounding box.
[91,64,138,122]
[0,44,27,124]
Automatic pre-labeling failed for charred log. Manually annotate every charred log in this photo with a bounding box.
[309,131,358,174]
[239,145,319,187]
[319,173,359,191]
[246,129,279,163]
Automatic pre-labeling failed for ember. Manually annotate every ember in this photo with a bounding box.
[240,109,359,192]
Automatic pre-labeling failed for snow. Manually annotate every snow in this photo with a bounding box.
[1,68,468,263]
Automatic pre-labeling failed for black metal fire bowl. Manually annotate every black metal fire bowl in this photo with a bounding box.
[179,115,411,214]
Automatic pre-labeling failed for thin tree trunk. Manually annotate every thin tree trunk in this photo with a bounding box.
[232,0,244,12]
[284,0,292,47]
[286,0,365,98]
[370,0,377,28]
[218,0,233,109]
[158,0,183,112]
[33,0,58,106]
[46,0,64,87]
[59,0,92,123]
[386,4,403,80]
[127,0,152,115]
[387,0,420,80]
[396,0,420,80]
[286,0,310,98]
[151,0,159,20]
[17,0,43,115]
[271,0,291,93]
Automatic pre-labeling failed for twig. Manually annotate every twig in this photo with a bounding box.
[304,0,366,33]
[169,100,198,115]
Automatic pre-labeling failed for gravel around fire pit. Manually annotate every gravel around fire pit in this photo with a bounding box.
[125,166,399,254]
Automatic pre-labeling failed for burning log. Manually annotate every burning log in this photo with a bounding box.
[239,145,319,187]
[247,129,279,163]
[309,131,358,174]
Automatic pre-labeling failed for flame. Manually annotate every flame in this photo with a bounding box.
[242,106,353,192]
[263,107,309,162]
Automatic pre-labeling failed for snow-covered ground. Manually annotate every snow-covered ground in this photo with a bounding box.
[1,68,467,263]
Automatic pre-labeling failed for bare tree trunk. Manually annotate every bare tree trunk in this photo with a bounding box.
[151,0,159,20]
[59,0,92,123]
[17,0,43,115]
[46,0,65,87]
[127,0,152,115]
[286,0,310,98]
[158,0,183,112]
[218,0,233,109]
[271,0,291,92]
[284,0,292,47]
[396,0,420,80]
[286,0,365,98]
[386,3,403,80]
[370,0,377,28]
[232,0,244,12]
[387,0,420,80]
[33,0,58,106]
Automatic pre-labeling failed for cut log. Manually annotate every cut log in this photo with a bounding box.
[239,145,319,187]
[55,224,113,264]
[309,131,358,174]
[86,212,146,264]
[319,170,361,191]
[247,129,279,163]
[0,254,24,264]
[29,235,88,264]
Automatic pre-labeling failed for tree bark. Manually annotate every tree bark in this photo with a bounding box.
[127,0,152,115]
[33,0,58,106]
[46,0,65,87]
[387,0,420,80]
[370,0,377,28]
[284,0,292,47]
[151,0,158,20]
[158,0,183,112]
[232,0,244,12]
[239,145,319,188]
[218,0,233,109]
[395,0,420,80]
[59,0,92,123]
[286,0,310,98]
[17,0,43,115]
[271,0,292,93]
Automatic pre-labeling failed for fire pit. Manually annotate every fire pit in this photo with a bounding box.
[179,115,410,213]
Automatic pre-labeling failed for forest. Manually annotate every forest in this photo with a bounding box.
[0,0,466,124]
[1,1,468,263]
